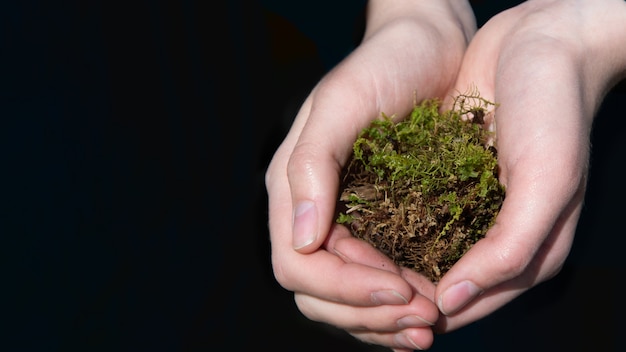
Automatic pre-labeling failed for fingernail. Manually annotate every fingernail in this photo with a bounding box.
[397,315,434,328]
[438,280,483,315]
[292,201,318,249]
[394,333,423,350]
[371,290,408,305]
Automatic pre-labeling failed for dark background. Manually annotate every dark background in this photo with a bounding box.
[2,1,624,351]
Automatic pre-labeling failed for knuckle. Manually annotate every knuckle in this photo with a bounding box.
[286,143,319,178]
[493,244,533,279]
[270,254,293,291]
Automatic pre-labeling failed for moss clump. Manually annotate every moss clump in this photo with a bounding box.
[336,94,505,283]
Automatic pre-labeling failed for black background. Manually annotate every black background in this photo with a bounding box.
[2,1,625,351]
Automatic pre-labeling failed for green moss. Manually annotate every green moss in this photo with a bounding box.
[337,94,505,282]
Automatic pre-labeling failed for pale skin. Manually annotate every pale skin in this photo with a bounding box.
[265,0,626,350]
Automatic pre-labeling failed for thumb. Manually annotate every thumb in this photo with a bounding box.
[434,179,582,317]
[287,78,379,252]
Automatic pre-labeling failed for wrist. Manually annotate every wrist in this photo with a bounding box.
[509,0,626,106]
[364,0,475,43]
[560,0,626,100]
[585,0,626,88]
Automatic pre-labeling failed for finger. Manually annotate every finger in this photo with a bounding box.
[295,291,438,333]
[435,35,591,317]
[400,267,437,306]
[329,233,403,275]
[286,83,373,251]
[330,236,440,304]
[351,327,435,351]
[272,223,415,307]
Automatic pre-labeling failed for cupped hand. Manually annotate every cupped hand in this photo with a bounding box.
[265,0,476,349]
[434,0,626,332]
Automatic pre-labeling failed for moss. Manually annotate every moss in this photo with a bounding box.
[336,93,505,282]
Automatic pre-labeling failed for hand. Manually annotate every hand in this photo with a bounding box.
[265,0,476,349]
[433,0,626,332]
